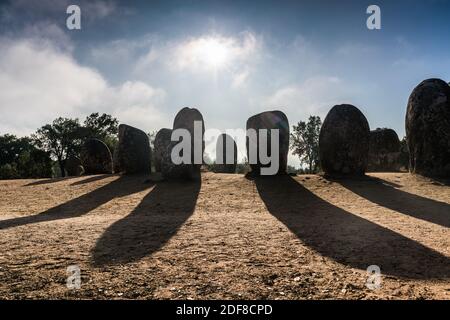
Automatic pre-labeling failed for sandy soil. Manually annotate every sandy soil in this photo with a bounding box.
[0,172,448,300]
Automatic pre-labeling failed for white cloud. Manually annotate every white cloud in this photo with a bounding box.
[231,69,250,89]
[265,76,353,120]
[0,38,167,136]
[83,0,118,20]
[257,75,359,168]
[134,47,159,71]
[22,21,73,51]
[126,31,262,89]
[102,81,167,131]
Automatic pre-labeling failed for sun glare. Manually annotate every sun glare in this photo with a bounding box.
[181,36,233,71]
[199,38,230,68]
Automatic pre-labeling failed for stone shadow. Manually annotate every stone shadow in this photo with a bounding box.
[336,176,450,228]
[255,175,450,279]
[0,175,151,230]
[90,179,201,266]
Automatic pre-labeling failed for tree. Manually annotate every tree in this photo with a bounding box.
[147,131,157,148]
[84,113,119,152]
[287,165,298,175]
[290,115,322,173]
[0,134,52,179]
[33,117,83,177]
[235,157,251,174]
[399,136,409,171]
[0,134,25,165]
[147,130,158,171]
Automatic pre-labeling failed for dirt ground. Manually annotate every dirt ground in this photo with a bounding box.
[0,172,448,300]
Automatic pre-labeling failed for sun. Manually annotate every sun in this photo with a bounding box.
[176,35,238,73]
[198,37,230,69]
[180,36,232,71]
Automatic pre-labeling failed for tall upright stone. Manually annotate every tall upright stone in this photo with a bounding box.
[246,110,289,175]
[368,128,401,172]
[215,133,237,173]
[161,107,205,180]
[80,139,113,175]
[406,78,450,177]
[115,124,151,174]
[319,104,370,175]
[154,128,172,173]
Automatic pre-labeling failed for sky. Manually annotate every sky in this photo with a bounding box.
[1,0,450,167]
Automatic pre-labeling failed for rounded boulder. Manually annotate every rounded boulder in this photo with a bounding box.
[319,104,370,175]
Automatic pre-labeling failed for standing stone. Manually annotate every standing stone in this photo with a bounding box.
[80,139,113,175]
[246,110,289,175]
[65,155,83,176]
[154,128,172,173]
[115,124,151,174]
[319,104,370,175]
[368,128,401,172]
[406,78,450,177]
[215,133,237,173]
[161,107,204,180]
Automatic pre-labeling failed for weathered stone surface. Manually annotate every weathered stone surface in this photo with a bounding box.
[215,133,237,173]
[154,128,172,173]
[80,139,113,174]
[65,155,83,176]
[161,107,204,180]
[368,128,401,172]
[406,78,450,177]
[246,110,289,175]
[114,124,151,174]
[319,104,370,175]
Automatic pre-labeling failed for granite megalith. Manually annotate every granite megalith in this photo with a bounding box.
[368,128,401,172]
[161,107,205,180]
[215,133,237,173]
[246,110,289,175]
[406,78,450,177]
[154,128,172,173]
[114,124,151,174]
[319,104,370,175]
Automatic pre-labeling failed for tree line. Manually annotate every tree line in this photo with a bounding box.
[0,113,118,179]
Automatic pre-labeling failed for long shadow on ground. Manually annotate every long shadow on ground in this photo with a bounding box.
[0,175,151,231]
[336,176,450,228]
[90,179,201,266]
[24,177,77,187]
[255,175,450,279]
[70,174,111,186]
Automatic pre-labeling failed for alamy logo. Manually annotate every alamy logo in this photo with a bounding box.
[365,265,382,290]
[66,265,81,289]
[66,5,81,30]
[366,5,381,30]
